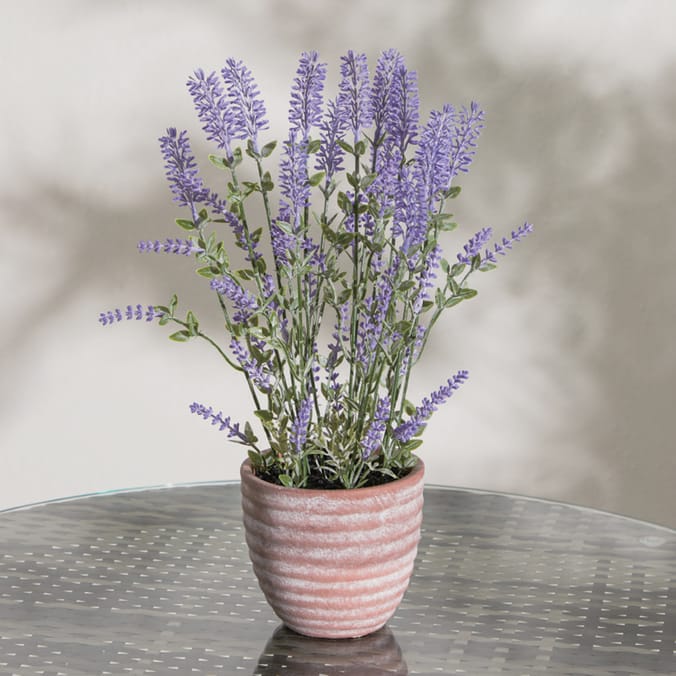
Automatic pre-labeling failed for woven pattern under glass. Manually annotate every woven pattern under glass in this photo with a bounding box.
[1,485,674,675]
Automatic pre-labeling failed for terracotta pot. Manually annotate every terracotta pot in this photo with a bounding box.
[240,458,425,639]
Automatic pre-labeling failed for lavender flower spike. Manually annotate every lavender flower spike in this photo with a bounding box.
[289,396,312,453]
[361,396,391,459]
[159,128,209,221]
[98,304,163,326]
[221,58,269,153]
[189,402,248,442]
[315,97,348,182]
[337,51,372,145]
[138,238,204,256]
[289,51,327,140]
[187,69,238,160]
[482,222,534,266]
[456,227,493,265]
[448,101,485,182]
[394,370,469,443]
[230,338,272,392]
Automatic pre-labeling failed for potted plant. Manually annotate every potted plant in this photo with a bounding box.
[100,49,532,638]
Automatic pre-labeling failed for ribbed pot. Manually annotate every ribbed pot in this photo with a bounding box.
[240,458,425,639]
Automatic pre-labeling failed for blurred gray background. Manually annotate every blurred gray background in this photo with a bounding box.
[1,0,674,526]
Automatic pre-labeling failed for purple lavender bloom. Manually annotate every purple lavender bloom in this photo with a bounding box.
[137,238,204,256]
[337,51,372,145]
[279,132,310,229]
[289,396,312,453]
[456,227,493,265]
[414,244,442,314]
[448,102,485,182]
[396,166,427,257]
[361,395,391,459]
[315,97,348,182]
[371,49,404,149]
[288,51,327,141]
[189,401,247,442]
[159,128,210,220]
[414,105,455,208]
[394,370,469,443]
[207,194,262,262]
[270,211,296,266]
[385,65,420,159]
[186,69,238,160]
[357,271,394,367]
[482,222,534,265]
[210,276,259,324]
[221,58,269,153]
[98,304,163,326]
[230,338,272,392]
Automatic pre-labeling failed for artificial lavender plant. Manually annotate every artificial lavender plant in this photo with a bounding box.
[100,49,532,489]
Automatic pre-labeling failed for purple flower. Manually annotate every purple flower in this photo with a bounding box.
[221,58,269,153]
[414,243,442,314]
[385,64,419,159]
[448,102,485,182]
[137,238,204,256]
[207,195,262,262]
[414,105,455,209]
[289,51,327,141]
[371,49,404,151]
[210,276,259,324]
[230,338,272,392]
[189,402,247,442]
[361,396,391,459]
[394,370,469,443]
[159,128,210,220]
[315,97,348,182]
[279,132,310,229]
[98,304,164,326]
[396,166,427,257]
[482,222,534,266]
[289,396,312,453]
[186,69,238,160]
[337,51,372,145]
[456,227,494,265]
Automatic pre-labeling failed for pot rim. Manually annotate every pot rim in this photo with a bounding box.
[240,456,424,498]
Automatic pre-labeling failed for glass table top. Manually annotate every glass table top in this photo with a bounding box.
[1,483,674,675]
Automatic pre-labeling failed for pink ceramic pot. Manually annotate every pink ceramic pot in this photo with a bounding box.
[240,458,425,639]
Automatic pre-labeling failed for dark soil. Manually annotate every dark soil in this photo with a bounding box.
[255,466,411,489]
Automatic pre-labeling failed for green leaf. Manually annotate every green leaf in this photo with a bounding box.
[260,140,277,158]
[337,191,352,214]
[308,171,325,187]
[196,266,215,278]
[186,311,198,334]
[403,399,417,416]
[450,263,466,277]
[444,297,464,308]
[354,140,366,156]
[244,421,258,443]
[306,138,321,154]
[337,139,354,155]
[440,258,450,274]
[479,263,497,272]
[169,330,191,342]
[360,173,377,190]
[261,171,274,191]
[458,288,478,299]
[438,219,458,232]
[470,254,482,272]
[175,218,195,231]
[169,294,178,313]
[445,185,462,199]
[279,474,293,487]
[346,172,359,189]
[403,438,424,451]
[208,154,229,170]
[254,409,274,423]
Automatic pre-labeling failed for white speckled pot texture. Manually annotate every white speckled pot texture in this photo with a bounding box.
[240,458,425,639]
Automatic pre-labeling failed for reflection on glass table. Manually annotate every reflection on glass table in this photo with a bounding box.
[0,483,674,675]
